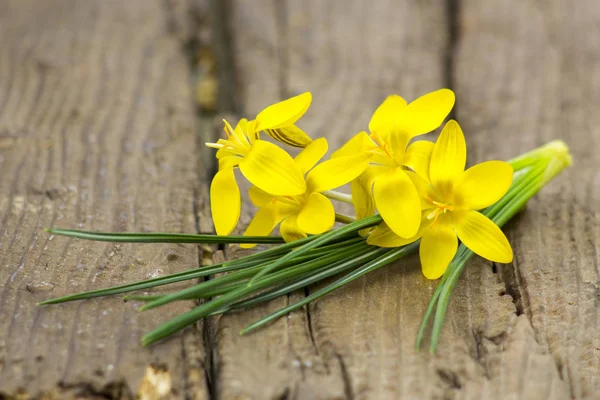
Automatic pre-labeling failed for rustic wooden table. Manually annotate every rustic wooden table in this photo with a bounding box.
[0,0,598,399]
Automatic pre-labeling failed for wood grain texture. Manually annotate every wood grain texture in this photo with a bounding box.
[212,0,598,399]
[456,0,600,398]
[210,1,556,399]
[1,0,598,399]
[0,1,208,398]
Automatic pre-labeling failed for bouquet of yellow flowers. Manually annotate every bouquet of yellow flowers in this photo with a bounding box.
[42,89,571,352]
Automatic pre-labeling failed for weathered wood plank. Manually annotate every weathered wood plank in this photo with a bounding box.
[0,1,208,398]
[208,1,552,399]
[456,0,600,398]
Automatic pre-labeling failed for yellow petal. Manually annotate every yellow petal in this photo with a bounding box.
[373,168,421,238]
[294,137,328,174]
[403,140,434,179]
[429,120,466,194]
[350,176,374,222]
[244,119,259,142]
[255,92,312,131]
[215,139,233,159]
[241,208,278,249]
[453,161,513,210]
[351,179,374,220]
[306,153,371,193]
[420,224,457,279]
[297,192,335,234]
[265,124,313,148]
[280,215,307,243]
[453,210,513,263]
[331,131,376,159]
[396,89,455,137]
[248,186,274,207]
[239,140,306,196]
[367,221,423,248]
[210,168,240,235]
[388,131,411,164]
[368,95,408,136]
[234,118,248,136]
[218,155,242,171]
[405,171,437,210]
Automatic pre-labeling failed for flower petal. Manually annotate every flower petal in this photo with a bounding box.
[239,140,306,196]
[280,215,307,243]
[306,153,371,193]
[255,92,312,131]
[388,131,411,164]
[210,168,240,235]
[453,210,513,263]
[241,207,278,249]
[373,168,421,238]
[244,119,259,142]
[331,131,376,159]
[218,155,242,171]
[420,224,457,279]
[403,140,434,179]
[297,192,335,234]
[453,161,513,210]
[248,186,275,207]
[405,171,437,210]
[294,137,328,174]
[429,119,466,194]
[351,166,379,221]
[265,124,312,148]
[234,117,248,136]
[396,89,455,137]
[368,95,408,136]
[367,221,423,248]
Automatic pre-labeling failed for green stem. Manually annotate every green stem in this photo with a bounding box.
[335,213,356,224]
[140,241,370,312]
[323,190,353,204]
[45,228,285,244]
[230,246,385,311]
[240,242,419,334]
[142,242,371,345]
[248,215,382,284]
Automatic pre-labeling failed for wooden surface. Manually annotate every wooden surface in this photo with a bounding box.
[0,0,598,399]
[0,1,208,398]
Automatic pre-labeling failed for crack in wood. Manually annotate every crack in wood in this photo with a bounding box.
[335,352,354,400]
[303,287,320,358]
[445,0,459,120]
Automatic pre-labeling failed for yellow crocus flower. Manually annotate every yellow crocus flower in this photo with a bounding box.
[367,120,514,279]
[241,138,370,246]
[207,93,313,235]
[332,89,455,238]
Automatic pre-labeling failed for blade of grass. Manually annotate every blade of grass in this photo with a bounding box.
[248,215,382,284]
[141,242,373,345]
[38,254,279,304]
[229,246,387,311]
[241,242,419,335]
[46,228,285,244]
[140,241,371,311]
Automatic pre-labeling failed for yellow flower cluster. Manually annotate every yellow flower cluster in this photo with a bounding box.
[206,90,514,279]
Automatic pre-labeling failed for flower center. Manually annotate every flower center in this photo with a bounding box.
[425,198,454,229]
[367,137,405,168]
[205,119,252,157]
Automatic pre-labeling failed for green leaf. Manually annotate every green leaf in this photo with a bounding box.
[248,215,382,284]
[240,242,419,335]
[46,228,285,244]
